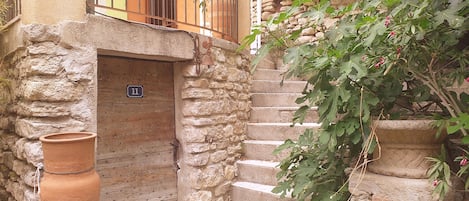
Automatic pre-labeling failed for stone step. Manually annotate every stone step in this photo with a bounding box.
[243,140,289,162]
[251,93,301,107]
[247,123,321,141]
[252,68,304,81]
[250,106,319,123]
[251,80,307,93]
[232,181,294,201]
[256,56,276,70]
[237,160,280,186]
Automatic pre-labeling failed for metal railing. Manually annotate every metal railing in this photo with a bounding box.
[87,0,238,42]
[1,0,21,25]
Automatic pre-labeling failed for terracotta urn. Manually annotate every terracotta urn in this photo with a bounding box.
[40,132,101,201]
[367,120,446,179]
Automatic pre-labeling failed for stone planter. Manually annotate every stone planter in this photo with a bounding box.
[40,132,101,201]
[367,120,445,179]
[349,120,450,201]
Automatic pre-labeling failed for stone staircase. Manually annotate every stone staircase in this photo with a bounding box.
[232,64,320,201]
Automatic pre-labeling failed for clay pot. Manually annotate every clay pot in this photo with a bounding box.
[40,132,100,201]
[367,120,446,179]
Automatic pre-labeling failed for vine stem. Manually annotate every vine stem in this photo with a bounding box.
[407,54,468,136]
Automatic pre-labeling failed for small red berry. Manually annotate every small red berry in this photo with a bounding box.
[433,180,439,187]
[389,31,396,37]
[465,77,469,82]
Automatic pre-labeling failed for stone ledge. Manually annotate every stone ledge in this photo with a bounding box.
[349,171,462,201]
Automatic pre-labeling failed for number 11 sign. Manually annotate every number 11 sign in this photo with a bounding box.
[126,85,144,98]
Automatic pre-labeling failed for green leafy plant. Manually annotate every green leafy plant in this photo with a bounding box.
[243,0,469,200]
[427,146,452,200]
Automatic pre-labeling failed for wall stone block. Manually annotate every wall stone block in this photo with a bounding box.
[16,102,71,117]
[70,99,93,123]
[24,188,39,201]
[182,117,216,127]
[182,88,214,99]
[214,141,230,150]
[215,51,226,63]
[214,181,231,197]
[185,152,210,167]
[227,68,249,83]
[208,81,225,89]
[0,134,18,152]
[238,93,250,100]
[222,125,234,137]
[228,91,238,99]
[1,152,14,170]
[12,160,34,186]
[187,143,211,154]
[183,126,207,143]
[210,150,228,163]
[225,114,238,123]
[29,56,63,75]
[20,79,83,101]
[5,180,24,201]
[0,118,10,130]
[186,191,212,201]
[62,48,96,82]
[15,118,85,139]
[227,143,242,155]
[22,141,43,167]
[195,164,224,188]
[232,84,244,92]
[223,165,236,180]
[26,42,58,55]
[182,65,209,78]
[12,138,26,160]
[211,66,229,81]
[22,24,60,43]
[184,79,210,89]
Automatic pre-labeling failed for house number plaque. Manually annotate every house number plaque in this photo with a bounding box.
[127,85,143,98]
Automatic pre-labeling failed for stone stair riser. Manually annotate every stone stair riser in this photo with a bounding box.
[250,107,319,123]
[251,80,307,93]
[243,142,290,162]
[251,93,301,107]
[247,123,319,141]
[232,182,294,201]
[237,162,280,186]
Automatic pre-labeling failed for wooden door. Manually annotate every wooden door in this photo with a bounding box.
[97,56,177,201]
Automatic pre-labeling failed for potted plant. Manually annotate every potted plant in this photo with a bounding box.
[243,0,468,200]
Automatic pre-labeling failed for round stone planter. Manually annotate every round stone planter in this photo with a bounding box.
[367,120,445,179]
[40,132,101,201]
[348,120,455,201]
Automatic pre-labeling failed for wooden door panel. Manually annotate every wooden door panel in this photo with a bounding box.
[97,56,176,201]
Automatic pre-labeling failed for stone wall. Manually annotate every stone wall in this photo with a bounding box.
[175,37,251,201]
[0,23,97,201]
[257,0,354,45]
[1,15,250,201]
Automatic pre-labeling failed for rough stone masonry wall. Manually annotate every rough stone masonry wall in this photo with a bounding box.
[1,16,251,201]
[257,0,354,45]
[177,40,251,201]
[0,23,97,201]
